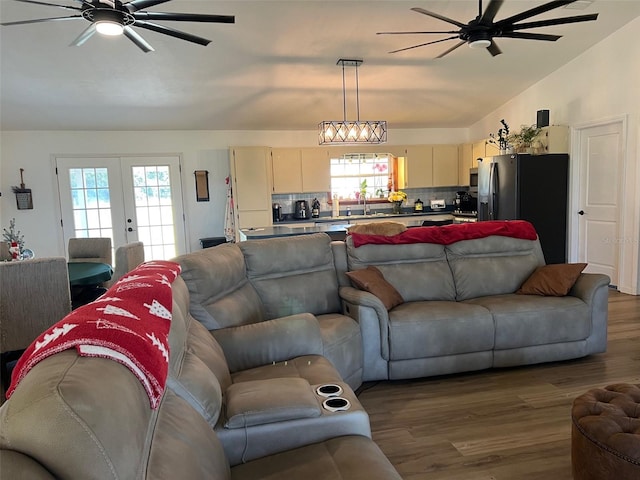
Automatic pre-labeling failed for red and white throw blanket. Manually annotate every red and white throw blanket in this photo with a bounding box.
[7,260,181,409]
[349,220,538,248]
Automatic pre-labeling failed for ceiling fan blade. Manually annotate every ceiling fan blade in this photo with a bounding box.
[410,7,466,28]
[132,12,235,24]
[479,0,504,24]
[377,30,460,36]
[125,0,172,12]
[495,1,579,27]
[70,23,96,46]
[123,25,155,52]
[134,20,211,46]
[13,0,81,11]
[498,32,562,41]
[1,15,82,26]
[487,40,502,56]
[436,40,466,58]
[512,14,599,31]
[389,35,460,54]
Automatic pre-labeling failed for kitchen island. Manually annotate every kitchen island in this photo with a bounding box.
[239,212,454,241]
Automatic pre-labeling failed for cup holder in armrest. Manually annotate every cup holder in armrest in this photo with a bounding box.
[322,397,351,412]
[316,384,343,398]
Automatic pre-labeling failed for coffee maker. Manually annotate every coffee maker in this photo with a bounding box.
[272,203,283,222]
[294,200,309,220]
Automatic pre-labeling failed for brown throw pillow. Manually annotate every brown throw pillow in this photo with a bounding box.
[348,221,407,236]
[516,263,587,296]
[345,266,404,310]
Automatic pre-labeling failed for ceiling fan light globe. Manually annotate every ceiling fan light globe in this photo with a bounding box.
[469,39,491,49]
[96,21,124,36]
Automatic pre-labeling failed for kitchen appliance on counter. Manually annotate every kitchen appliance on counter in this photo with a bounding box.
[455,191,477,213]
[294,200,310,220]
[272,203,283,222]
[311,198,320,218]
[478,153,569,263]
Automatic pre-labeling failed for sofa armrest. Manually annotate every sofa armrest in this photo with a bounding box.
[212,313,324,373]
[339,286,391,361]
[570,273,611,303]
[570,273,611,354]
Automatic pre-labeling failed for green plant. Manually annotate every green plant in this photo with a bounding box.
[488,119,510,151]
[508,124,542,149]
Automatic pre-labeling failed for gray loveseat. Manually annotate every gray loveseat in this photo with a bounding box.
[0,272,401,479]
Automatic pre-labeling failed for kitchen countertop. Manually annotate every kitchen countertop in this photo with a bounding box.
[240,212,454,241]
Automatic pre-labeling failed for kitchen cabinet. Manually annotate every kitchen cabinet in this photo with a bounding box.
[403,145,433,188]
[301,148,331,192]
[230,147,272,236]
[458,143,473,186]
[432,144,459,187]
[534,125,569,153]
[271,148,302,193]
[272,148,331,193]
[472,139,500,165]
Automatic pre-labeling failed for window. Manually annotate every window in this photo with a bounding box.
[330,153,397,202]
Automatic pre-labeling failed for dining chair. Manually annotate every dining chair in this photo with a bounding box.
[67,237,113,266]
[106,241,145,287]
[0,257,72,393]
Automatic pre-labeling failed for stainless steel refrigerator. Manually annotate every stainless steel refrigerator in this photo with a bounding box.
[477,153,569,264]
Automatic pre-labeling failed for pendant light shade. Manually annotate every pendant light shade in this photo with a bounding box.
[319,59,387,145]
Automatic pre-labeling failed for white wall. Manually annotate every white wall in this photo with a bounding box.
[469,17,640,294]
[0,128,466,258]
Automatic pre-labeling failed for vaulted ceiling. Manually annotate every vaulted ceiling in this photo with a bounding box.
[1,0,638,131]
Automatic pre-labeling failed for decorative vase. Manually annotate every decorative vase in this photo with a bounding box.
[392,201,403,214]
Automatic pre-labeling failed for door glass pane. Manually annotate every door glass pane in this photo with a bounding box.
[69,167,113,243]
[131,165,177,260]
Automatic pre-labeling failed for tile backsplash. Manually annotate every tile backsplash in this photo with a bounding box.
[272,186,468,217]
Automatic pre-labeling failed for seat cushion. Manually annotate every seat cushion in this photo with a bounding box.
[388,301,494,361]
[316,313,363,389]
[230,435,402,480]
[465,294,590,349]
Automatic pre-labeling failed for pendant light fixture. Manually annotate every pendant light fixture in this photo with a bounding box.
[318,59,387,145]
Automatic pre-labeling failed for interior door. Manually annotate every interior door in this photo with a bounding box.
[57,155,186,261]
[577,122,623,286]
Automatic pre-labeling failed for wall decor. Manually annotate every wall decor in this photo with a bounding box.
[194,170,210,202]
[12,168,33,210]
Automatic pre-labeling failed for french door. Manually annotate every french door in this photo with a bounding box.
[56,155,186,261]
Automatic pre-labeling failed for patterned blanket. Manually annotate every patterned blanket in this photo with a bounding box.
[7,260,181,408]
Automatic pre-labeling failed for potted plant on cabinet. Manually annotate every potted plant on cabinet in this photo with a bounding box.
[508,124,543,154]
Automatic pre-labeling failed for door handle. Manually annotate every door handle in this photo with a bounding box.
[578,210,585,215]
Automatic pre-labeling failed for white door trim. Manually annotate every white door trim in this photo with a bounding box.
[569,115,635,293]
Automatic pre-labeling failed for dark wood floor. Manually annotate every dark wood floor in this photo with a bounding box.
[358,289,640,479]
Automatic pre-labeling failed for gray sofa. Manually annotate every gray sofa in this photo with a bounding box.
[177,231,609,386]
[340,233,609,381]
[0,274,401,479]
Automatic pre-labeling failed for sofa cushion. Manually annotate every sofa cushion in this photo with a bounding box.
[345,236,456,302]
[465,294,591,349]
[387,301,494,361]
[446,236,545,300]
[224,378,321,428]
[315,313,363,389]
[229,435,402,480]
[345,266,404,310]
[175,244,265,329]
[240,234,342,318]
[517,263,587,296]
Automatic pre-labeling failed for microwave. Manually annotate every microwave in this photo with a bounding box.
[469,168,478,192]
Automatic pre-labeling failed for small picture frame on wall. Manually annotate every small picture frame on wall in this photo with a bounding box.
[194,170,210,202]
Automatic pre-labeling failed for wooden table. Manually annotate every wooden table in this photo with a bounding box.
[68,262,113,287]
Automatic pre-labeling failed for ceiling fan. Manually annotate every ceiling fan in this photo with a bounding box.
[1,0,235,52]
[377,0,598,58]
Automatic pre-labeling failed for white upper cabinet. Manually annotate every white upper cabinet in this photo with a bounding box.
[432,144,459,187]
[271,148,303,193]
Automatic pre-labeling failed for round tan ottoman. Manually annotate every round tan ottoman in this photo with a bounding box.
[571,383,640,480]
